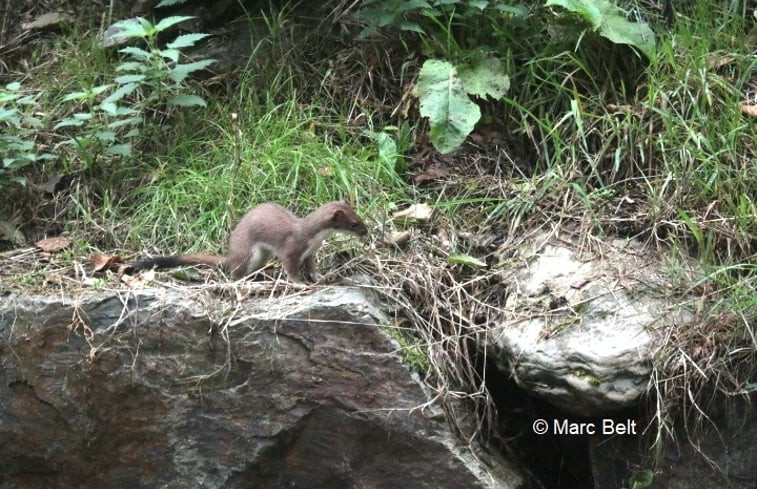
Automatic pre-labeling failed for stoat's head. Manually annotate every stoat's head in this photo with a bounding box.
[322,201,368,236]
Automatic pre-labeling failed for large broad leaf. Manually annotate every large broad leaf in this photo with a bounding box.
[154,15,195,33]
[156,0,187,6]
[106,18,150,39]
[417,60,480,154]
[105,143,132,157]
[169,59,216,83]
[546,0,655,58]
[458,56,510,100]
[168,94,207,107]
[166,33,210,49]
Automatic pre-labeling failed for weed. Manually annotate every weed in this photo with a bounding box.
[0,82,55,186]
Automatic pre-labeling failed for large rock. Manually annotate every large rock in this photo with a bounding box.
[489,235,692,416]
[0,287,522,489]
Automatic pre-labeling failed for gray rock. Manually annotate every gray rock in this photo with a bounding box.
[0,287,523,489]
[489,236,692,416]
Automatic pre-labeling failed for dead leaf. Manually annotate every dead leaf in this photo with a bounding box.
[119,267,154,287]
[36,236,70,253]
[317,165,333,176]
[21,12,71,31]
[392,203,433,221]
[469,127,503,146]
[746,25,757,50]
[91,252,122,273]
[469,132,486,145]
[382,229,412,248]
[570,278,590,289]
[435,229,452,251]
[394,82,417,119]
[740,102,757,118]
[412,165,449,185]
[43,272,66,286]
[0,221,26,245]
[707,53,736,69]
[607,103,634,112]
[607,104,645,116]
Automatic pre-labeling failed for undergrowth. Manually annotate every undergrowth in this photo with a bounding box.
[352,0,757,465]
[0,5,407,252]
[120,94,401,254]
[0,1,755,482]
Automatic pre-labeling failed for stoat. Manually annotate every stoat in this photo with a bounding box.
[127,201,367,282]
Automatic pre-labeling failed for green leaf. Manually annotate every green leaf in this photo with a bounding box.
[62,91,92,101]
[167,33,210,49]
[157,0,187,6]
[5,82,21,91]
[364,130,400,167]
[101,102,137,117]
[169,268,202,281]
[159,48,181,63]
[546,0,655,58]
[102,82,138,105]
[8,140,34,152]
[0,108,19,120]
[94,130,116,142]
[494,4,528,15]
[169,59,216,83]
[114,74,145,84]
[120,46,152,61]
[4,157,32,172]
[376,132,398,163]
[22,116,44,129]
[154,15,194,33]
[448,253,487,268]
[14,94,38,106]
[167,94,207,107]
[468,0,489,10]
[417,59,481,154]
[108,116,142,129]
[0,92,20,104]
[105,143,132,156]
[629,469,654,489]
[108,18,150,39]
[547,0,601,26]
[116,61,144,72]
[458,55,510,100]
[91,85,111,96]
[398,21,425,34]
[100,101,119,116]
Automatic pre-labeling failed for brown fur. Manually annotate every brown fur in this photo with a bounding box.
[127,201,367,282]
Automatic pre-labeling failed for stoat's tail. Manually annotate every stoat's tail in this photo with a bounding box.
[126,253,224,273]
